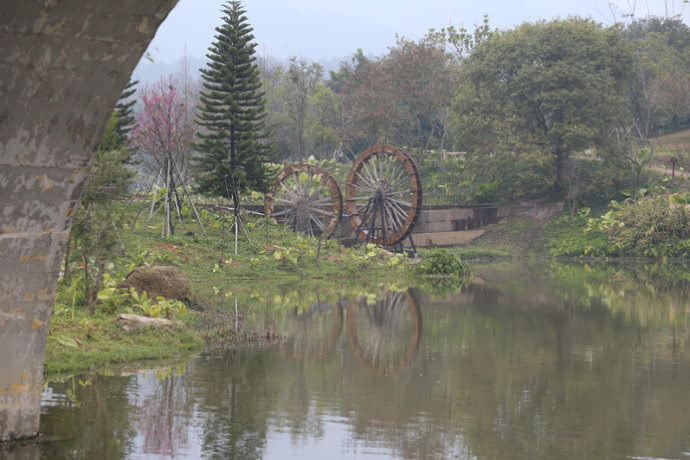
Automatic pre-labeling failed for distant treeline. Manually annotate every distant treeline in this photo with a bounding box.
[127,15,690,205]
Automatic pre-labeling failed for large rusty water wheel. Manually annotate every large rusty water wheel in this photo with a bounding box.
[264,164,342,239]
[345,145,423,247]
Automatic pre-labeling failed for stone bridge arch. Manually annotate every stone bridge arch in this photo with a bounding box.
[1,0,178,441]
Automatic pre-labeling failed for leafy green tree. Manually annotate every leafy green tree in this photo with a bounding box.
[326,48,368,93]
[283,57,323,161]
[627,18,690,134]
[341,34,456,160]
[98,111,123,152]
[308,84,343,159]
[386,34,457,159]
[452,18,633,198]
[70,114,134,312]
[194,0,272,213]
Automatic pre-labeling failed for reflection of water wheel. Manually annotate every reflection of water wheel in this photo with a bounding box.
[264,164,342,239]
[346,290,422,376]
[279,302,343,361]
[345,145,422,247]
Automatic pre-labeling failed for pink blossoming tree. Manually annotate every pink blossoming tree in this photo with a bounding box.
[131,76,204,236]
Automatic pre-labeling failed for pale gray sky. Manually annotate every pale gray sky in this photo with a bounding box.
[141,0,690,64]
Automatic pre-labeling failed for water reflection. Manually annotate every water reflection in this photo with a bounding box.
[345,290,422,376]
[279,298,343,361]
[6,262,690,459]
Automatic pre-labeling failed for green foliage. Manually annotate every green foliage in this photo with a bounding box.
[125,288,188,319]
[115,79,138,143]
[547,209,613,257]
[98,111,122,152]
[194,1,273,199]
[54,274,85,320]
[308,84,343,159]
[70,147,134,311]
[451,18,633,197]
[549,197,690,258]
[624,18,690,135]
[342,32,456,156]
[283,57,324,161]
[415,249,471,277]
[94,273,127,314]
[669,193,690,204]
[599,197,690,257]
[97,80,138,151]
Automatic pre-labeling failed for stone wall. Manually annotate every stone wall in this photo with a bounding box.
[0,0,178,442]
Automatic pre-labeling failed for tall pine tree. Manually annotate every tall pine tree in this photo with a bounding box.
[115,79,138,143]
[194,1,272,214]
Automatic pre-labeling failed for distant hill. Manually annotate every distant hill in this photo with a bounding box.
[131,56,206,84]
[131,55,348,84]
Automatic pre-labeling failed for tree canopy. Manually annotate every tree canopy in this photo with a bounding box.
[451,18,633,199]
[194,0,272,202]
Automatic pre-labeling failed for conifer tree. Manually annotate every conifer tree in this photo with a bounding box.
[115,79,138,143]
[194,1,272,215]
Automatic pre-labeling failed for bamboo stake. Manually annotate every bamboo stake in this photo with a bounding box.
[170,155,206,234]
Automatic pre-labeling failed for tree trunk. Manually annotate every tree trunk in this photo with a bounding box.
[554,150,565,195]
[83,252,91,311]
[166,156,174,235]
[89,260,106,315]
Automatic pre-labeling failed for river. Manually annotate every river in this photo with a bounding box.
[8,261,690,459]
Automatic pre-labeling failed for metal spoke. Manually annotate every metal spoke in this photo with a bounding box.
[388,197,412,208]
[383,201,404,230]
[357,166,378,189]
[279,181,299,200]
[310,207,335,217]
[266,164,342,239]
[345,146,422,246]
[310,215,326,233]
[347,181,375,193]
[275,196,298,205]
[367,158,380,183]
[272,208,292,217]
[386,199,409,225]
[293,171,304,196]
[390,173,411,192]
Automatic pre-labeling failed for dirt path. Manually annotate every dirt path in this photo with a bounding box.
[649,165,687,179]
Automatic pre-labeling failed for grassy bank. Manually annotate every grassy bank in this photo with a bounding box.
[45,310,203,375]
[46,202,470,375]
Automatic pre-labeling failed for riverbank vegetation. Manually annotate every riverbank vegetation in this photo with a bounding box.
[547,196,690,258]
[48,5,690,375]
[48,199,435,374]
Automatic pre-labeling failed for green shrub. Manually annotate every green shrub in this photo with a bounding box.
[548,198,690,258]
[669,193,689,205]
[547,208,614,257]
[416,250,471,277]
[605,197,689,257]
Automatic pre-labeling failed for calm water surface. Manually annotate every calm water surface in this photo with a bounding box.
[12,262,690,459]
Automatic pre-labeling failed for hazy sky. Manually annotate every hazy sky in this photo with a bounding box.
[143,0,690,63]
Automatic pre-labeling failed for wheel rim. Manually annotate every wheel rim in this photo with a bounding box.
[345,145,423,246]
[264,164,343,239]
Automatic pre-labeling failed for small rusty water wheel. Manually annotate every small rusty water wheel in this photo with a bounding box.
[345,145,423,246]
[264,164,342,239]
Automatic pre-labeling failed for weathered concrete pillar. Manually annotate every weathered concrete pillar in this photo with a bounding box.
[0,0,178,442]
